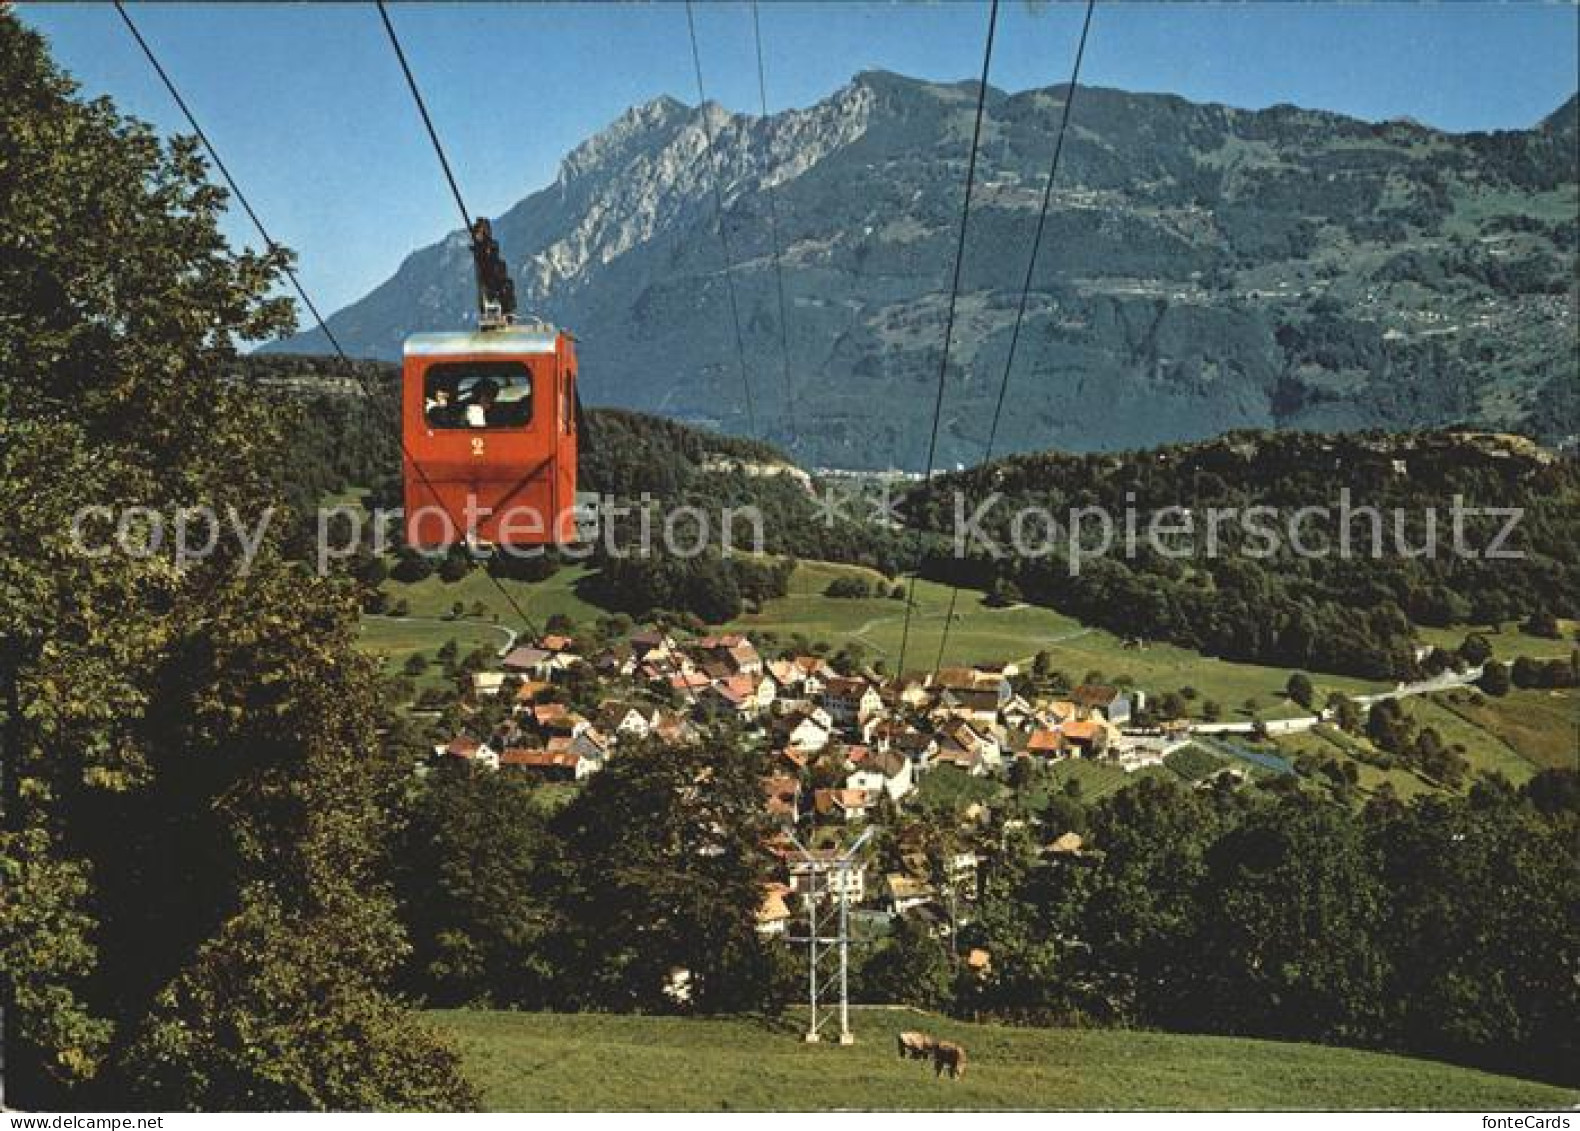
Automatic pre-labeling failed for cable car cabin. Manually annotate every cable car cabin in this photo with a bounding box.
[402,325,578,549]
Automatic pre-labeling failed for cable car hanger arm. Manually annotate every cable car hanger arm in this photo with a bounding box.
[469,216,516,328]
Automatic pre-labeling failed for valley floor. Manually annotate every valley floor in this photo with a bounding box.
[432,1008,1576,1111]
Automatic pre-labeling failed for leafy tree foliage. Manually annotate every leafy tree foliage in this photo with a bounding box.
[962,781,1577,1085]
[548,737,779,1013]
[397,766,563,1008]
[859,917,954,1009]
[1368,796,1578,1084]
[825,576,874,599]
[388,732,786,1019]
[1478,660,1512,697]
[1190,800,1387,1043]
[0,14,471,1108]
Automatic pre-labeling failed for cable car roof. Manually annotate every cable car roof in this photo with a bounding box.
[403,326,560,357]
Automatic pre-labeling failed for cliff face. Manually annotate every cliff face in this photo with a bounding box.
[272,73,1579,468]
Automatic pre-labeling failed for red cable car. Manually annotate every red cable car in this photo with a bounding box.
[401,218,581,550]
[401,323,580,549]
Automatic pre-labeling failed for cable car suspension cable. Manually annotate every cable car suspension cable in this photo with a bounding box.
[684,0,758,439]
[375,0,471,231]
[932,0,1096,676]
[376,0,516,324]
[750,0,797,444]
[114,1,545,643]
[893,0,1000,676]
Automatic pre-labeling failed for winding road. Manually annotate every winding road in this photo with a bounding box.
[1187,665,1486,736]
[363,613,520,658]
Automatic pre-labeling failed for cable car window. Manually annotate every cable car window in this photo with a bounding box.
[423,361,533,429]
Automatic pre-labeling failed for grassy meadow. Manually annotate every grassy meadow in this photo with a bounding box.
[433,1008,1577,1111]
[723,560,1382,715]
[368,556,1388,718]
[1413,619,1578,664]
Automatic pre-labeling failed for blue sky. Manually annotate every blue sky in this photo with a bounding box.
[20,1,1579,320]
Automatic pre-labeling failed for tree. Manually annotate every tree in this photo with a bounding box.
[1327,693,1363,733]
[439,545,473,583]
[127,894,476,1111]
[1285,672,1315,709]
[550,737,775,1013]
[1191,798,1387,1044]
[0,827,109,1091]
[1457,633,1493,666]
[824,576,871,599]
[1478,660,1512,697]
[396,767,563,1006]
[1366,699,1415,755]
[0,14,470,1107]
[1076,777,1222,1024]
[403,653,430,677]
[1367,795,1579,1084]
[391,548,436,583]
[859,916,953,1009]
[1521,609,1561,639]
[985,578,1023,608]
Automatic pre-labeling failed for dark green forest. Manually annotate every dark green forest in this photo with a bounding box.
[905,432,1580,679]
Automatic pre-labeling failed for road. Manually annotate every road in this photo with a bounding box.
[1186,665,1485,736]
[363,613,520,658]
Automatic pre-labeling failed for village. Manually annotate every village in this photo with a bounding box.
[433,625,1191,947]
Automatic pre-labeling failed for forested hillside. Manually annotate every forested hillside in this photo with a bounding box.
[265,353,1575,680]
[905,430,1579,678]
[398,752,1579,1089]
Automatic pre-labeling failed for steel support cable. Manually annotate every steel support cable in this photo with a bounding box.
[115,1,545,642]
[685,0,758,437]
[932,0,1096,675]
[894,0,1000,676]
[750,0,798,444]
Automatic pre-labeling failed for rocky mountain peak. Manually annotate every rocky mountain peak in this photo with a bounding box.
[1541,92,1578,136]
[272,73,1577,467]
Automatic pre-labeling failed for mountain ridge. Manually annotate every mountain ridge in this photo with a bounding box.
[270,72,1578,468]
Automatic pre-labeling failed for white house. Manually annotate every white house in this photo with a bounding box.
[788,852,865,902]
[820,676,885,729]
[778,708,833,754]
[845,747,915,802]
[883,872,935,915]
[471,671,508,698]
[597,701,654,740]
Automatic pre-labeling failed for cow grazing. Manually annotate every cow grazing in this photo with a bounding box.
[896,1030,937,1061]
[932,1040,967,1079]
